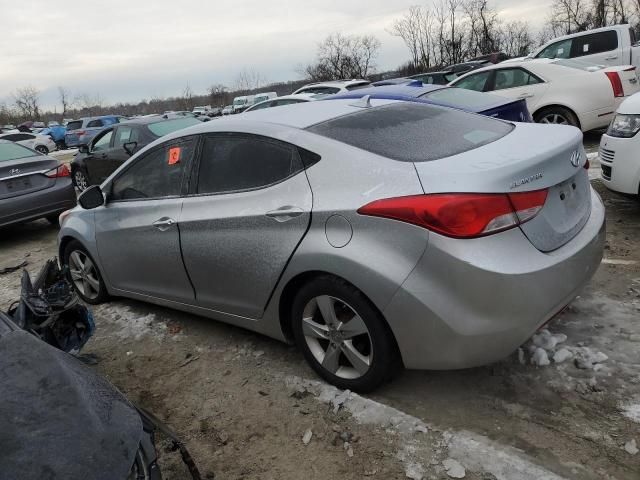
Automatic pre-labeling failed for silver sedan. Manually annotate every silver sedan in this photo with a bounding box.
[58,99,605,392]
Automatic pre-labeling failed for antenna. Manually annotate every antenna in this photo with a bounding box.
[351,95,372,108]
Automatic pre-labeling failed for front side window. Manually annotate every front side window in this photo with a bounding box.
[453,71,492,92]
[92,130,113,152]
[114,126,140,147]
[249,101,273,111]
[493,68,541,91]
[536,38,572,59]
[66,121,82,131]
[111,138,195,201]
[196,135,302,195]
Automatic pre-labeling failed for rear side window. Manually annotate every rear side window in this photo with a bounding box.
[86,119,103,128]
[111,138,195,201]
[66,121,83,131]
[536,38,572,59]
[493,68,541,90]
[571,31,618,57]
[307,103,513,163]
[453,71,492,92]
[196,135,302,194]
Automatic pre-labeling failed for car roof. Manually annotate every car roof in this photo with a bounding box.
[298,79,369,88]
[116,115,170,126]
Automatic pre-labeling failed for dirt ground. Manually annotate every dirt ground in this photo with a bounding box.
[1,136,639,479]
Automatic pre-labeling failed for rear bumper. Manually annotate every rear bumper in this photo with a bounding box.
[384,187,605,370]
[599,133,640,195]
[0,179,76,227]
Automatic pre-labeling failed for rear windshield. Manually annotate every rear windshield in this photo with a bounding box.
[307,102,513,162]
[147,117,201,137]
[66,121,83,131]
[0,142,36,161]
[421,87,504,109]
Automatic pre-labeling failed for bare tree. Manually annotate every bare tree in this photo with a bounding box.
[500,21,534,57]
[58,86,72,117]
[305,33,381,81]
[234,69,267,91]
[182,84,194,111]
[13,86,41,119]
[208,83,228,106]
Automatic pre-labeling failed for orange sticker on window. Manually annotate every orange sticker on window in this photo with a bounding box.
[168,147,181,165]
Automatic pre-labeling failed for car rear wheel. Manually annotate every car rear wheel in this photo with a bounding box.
[534,107,580,129]
[291,276,400,392]
[35,145,49,154]
[64,241,109,304]
[73,169,89,191]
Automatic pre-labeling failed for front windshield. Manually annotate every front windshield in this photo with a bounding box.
[148,117,201,137]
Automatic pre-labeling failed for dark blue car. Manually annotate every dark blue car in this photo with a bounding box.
[327,82,532,123]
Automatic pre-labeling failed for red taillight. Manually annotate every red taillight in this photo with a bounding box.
[75,130,85,136]
[45,164,70,178]
[358,190,548,239]
[584,158,590,170]
[605,71,624,97]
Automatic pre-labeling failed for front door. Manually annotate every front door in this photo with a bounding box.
[490,67,549,112]
[84,128,120,184]
[179,133,313,319]
[94,137,197,303]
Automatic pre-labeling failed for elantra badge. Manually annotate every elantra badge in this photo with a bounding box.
[9,168,20,175]
[570,150,581,168]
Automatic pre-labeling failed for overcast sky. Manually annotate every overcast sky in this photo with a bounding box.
[0,0,552,111]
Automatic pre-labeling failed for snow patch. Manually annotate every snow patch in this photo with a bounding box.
[621,403,640,424]
[95,304,168,340]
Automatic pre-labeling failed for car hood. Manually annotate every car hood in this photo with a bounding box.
[0,316,142,480]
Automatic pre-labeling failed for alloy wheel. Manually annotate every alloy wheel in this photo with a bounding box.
[68,250,100,300]
[35,145,48,154]
[540,113,569,125]
[302,295,372,379]
[74,171,88,191]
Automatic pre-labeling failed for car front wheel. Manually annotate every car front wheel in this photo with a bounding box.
[291,276,400,393]
[35,145,49,154]
[63,241,109,304]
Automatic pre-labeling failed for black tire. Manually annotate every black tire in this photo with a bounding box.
[72,168,90,191]
[534,106,580,129]
[63,240,109,304]
[46,214,60,226]
[35,145,49,155]
[291,275,401,393]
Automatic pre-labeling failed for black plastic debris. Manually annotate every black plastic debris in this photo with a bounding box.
[0,259,28,275]
[7,258,94,353]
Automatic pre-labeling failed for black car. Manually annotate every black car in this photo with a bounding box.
[409,70,458,85]
[447,60,491,75]
[70,115,200,191]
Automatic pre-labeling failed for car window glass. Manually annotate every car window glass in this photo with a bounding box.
[250,101,273,111]
[570,31,618,57]
[86,119,103,128]
[111,138,195,201]
[308,102,513,163]
[147,117,200,137]
[2,134,19,141]
[300,86,341,94]
[493,68,541,90]
[421,87,504,109]
[536,38,572,59]
[114,126,139,147]
[0,142,35,161]
[92,130,113,151]
[345,82,371,91]
[453,71,492,91]
[196,135,301,195]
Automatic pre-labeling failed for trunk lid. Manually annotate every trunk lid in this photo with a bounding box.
[0,156,59,200]
[413,123,591,251]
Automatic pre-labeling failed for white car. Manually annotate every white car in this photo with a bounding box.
[0,132,57,154]
[222,105,234,115]
[292,79,371,95]
[244,93,327,113]
[449,58,640,131]
[599,92,640,195]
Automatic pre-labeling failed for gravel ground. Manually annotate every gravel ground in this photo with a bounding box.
[1,137,639,479]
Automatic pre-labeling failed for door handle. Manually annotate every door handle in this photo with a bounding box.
[153,217,176,231]
[518,93,534,99]
[266,206,305,222]
[605,56,618,60]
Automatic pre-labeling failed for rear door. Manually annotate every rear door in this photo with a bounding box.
[94,137,197,302]
[179,133,313,319]
[569,30,621,66]
[489,67,549,111]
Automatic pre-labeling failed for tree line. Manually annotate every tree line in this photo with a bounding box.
[3,0,640,125]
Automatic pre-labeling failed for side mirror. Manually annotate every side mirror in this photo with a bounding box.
[78,185,104,210]
[123,141,137,156]
[78,144,89,154]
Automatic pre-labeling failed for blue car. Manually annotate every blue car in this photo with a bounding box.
[327,82,532,123]
[64,115,125,147]
[39,125,67,149]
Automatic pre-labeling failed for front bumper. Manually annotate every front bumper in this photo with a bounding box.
[384,188,606,370]
[599,133,640,195]
[0,178,77,227]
